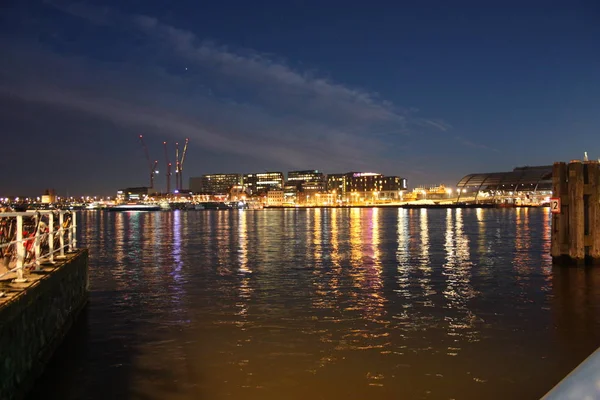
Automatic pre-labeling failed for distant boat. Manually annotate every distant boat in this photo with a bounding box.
[199,202,231,210]
[107,203,161,212]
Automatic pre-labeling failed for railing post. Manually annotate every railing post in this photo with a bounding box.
[48,212,54,263]
[71,211,77,251]
[59,212,65,258]
[67,212,73,253]
[34,213,42,271]
[15,215,26,283]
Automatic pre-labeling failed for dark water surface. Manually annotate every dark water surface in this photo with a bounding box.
[29,208,600,400]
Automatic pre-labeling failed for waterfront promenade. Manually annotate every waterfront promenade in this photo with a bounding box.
[0,211,88,400]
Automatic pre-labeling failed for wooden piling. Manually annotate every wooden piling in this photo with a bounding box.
[587,161,600,264]
[551,162,568,263]
[552,160,600,266]
[568,162,585,264]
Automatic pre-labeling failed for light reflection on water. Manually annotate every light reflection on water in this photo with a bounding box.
[31,208,600,400]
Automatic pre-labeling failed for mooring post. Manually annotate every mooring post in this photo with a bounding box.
[551,162,567,262]
[587,161,600,264]
[553,160,600,266]
[568,162,585,265]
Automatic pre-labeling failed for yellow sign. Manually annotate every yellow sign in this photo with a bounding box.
[550,198,561,214]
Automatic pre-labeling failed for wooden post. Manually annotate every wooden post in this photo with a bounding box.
[588,162,600,264]
[568,162,585,264]
[552,162,567,262]
[552,160,600,266]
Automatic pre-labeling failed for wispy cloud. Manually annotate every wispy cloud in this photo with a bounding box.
[454,136,499,152]
[2,2,454,188]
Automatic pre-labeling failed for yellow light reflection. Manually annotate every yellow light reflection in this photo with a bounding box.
[236,210,252,324]
[418,209,434,307]
[514,207,532,280]
[395,208,410,301]
[541,208,552,275]
[442,209,479,353]
[344,208,388,357]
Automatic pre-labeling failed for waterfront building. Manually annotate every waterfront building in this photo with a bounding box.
[189,174,242,194]
[287,170,324,186]
[243,172,284,195]
[116,187,150,202]
[326,173,354,198]
[229,185,249,202]
[283,184,299,205]
[346,173,408,203]
[267,190,284,206]
[382,176,408,191]
[348,172,383,193]
[405,184,453,201]
[301,181,326,194]
[298,181,328,205]
[456,165,552,205]
[41,189,56,204]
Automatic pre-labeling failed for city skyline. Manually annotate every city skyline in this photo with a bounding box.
[1,1,598,196]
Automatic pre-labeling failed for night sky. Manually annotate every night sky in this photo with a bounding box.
[1,0,599,196]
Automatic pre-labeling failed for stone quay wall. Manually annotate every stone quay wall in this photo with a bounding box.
[0,249,89,400]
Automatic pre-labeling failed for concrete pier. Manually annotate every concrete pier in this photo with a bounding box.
[551,160,600,265]
[0,249,89,400]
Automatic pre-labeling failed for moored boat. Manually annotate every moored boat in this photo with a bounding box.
[107,203,161,211]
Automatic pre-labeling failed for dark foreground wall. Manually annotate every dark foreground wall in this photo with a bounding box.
[0,250,89,400]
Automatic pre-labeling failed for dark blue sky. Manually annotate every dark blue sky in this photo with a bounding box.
[1,0,599,196]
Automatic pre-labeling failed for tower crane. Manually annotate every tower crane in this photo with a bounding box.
[173,138,190,191]
[138,135,158,190]
[175,142,180,191]
[163,141,172,194]
[179,138,189,190]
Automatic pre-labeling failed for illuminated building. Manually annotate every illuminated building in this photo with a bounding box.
[283,183,299,204]
[267,190,284,206]
[347,173,407,203]
[288,170,324,185]
[116,187,150,202]
[301,180,326,194]
[326,173,354,196]
[41,189,56,204]
[456,165,552,204]
[348,172,384,192]
[243,172,284,195]
[190,174,242,194]
[325,172,407,202]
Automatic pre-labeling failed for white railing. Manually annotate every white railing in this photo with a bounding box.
[542,346,600,399]
[0,210,77,283]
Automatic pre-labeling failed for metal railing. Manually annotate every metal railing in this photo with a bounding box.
[0,210,77,284]
[542,346,600,399]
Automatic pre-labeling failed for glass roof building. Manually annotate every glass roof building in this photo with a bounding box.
[456,165,553,203]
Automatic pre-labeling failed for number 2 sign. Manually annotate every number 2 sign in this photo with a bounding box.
[550,198,561,214]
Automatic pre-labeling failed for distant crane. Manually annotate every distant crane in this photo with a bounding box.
[163,141,172,194]
[179,138,189,190]
[174,138,189,191]
[139,134,158,189]
[175,142,180,191]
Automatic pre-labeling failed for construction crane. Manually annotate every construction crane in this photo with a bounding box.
[139,135,158,189]
[175,142,180,191]
[163,141,172,194]
[179,138,189,190]
[173,138,190,191]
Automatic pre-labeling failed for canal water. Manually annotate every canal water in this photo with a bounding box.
[29,208,600,400]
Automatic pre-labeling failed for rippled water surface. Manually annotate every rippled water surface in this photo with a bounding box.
[30,208,600,399]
